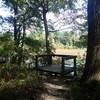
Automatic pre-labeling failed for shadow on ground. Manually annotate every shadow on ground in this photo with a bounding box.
[43,76,100,100]
[43,76,76,100]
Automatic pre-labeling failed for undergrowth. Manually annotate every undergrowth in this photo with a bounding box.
[0,64,47,100]
[65,78,100,100]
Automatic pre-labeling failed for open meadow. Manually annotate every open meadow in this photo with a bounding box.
[55,49,86,57]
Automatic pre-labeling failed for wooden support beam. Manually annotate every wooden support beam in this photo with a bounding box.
[74,57,77,76]
[61,57,64,77]
[35,56,38,70]
[48,55,52,65]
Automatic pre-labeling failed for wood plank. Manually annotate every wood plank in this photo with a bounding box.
[37,64,74,74]
[36,54,77,58]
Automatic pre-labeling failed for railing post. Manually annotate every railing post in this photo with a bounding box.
[74,57,77,76]
[48,55,52,65]
[35,56,38,70]
[61,57,64,77]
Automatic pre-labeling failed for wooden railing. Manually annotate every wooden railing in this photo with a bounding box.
[35,54,77,76]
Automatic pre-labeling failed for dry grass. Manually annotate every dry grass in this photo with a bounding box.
[55,49,86,57]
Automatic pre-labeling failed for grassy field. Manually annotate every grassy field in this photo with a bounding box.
[55,49,86,57]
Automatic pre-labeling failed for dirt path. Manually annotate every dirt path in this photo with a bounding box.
[42,77,72,100]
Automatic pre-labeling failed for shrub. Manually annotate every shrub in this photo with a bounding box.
[77,55,86,76]
[0,64,46,100]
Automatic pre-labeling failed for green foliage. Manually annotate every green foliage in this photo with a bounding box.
[0,47,4,56]
[25,32,55,54]
[25,37,45,54]
[77,55,86,75]
[75,33,87,48]
[2,0,42,49]
[0,64,46,100]
[0,33,17,63]
[44,0,77,13]
[50,31,80,48]
[49,31,88,49]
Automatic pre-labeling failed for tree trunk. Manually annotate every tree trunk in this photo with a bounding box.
[13,5,18,45]
[21,24,26,48]
[43,8,50,54]
[13,3,22,47]
[81,0,100,82]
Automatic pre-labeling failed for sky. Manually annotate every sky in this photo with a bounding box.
[0,0,13,32]
[0,0,13,17]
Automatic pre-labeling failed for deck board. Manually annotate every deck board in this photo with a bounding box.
[37,64,74,74]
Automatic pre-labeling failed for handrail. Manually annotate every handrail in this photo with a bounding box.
[35,54,77,58]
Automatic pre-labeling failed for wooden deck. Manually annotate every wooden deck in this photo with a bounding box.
[35,54,77,76]
[38,64,74,74]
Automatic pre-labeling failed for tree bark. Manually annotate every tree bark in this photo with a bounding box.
[81,0,100,82]
[43,7,50,54]
[13,4,18,44]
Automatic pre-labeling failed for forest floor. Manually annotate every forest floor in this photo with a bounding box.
[42,76,76,100]
[42,75,100,100]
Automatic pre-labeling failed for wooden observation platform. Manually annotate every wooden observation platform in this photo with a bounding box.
[35,54,77,76]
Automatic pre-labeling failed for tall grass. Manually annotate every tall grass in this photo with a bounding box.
[0,64,46,100]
